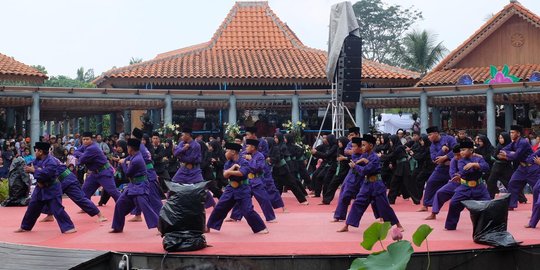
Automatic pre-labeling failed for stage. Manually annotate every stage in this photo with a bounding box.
[1,193,540,269]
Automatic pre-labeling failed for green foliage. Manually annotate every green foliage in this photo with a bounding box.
[44,75,95,88]
[412,224,433,247]
[398,30,448,76]
[352,0,422,66]
[32,65,48,75]
[361,222,391,250]
[351,241,414,270]
[129,57,143,65]
[0,179,9,203]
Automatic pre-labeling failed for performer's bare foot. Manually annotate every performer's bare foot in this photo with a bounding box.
[14,228,30,233]
[417,206,428,212]
[63,228,77,234]
[96,213,108,223]
[300,201,309,205]
[525,224,534,228]
[128,215,142,222]
[379,218,384,222]
[396,223,404,232]
[337,225,349,232]
[281,207,289,213]
[330,219,342,223]
[109,229,122,233]
[40,215,54,222]
[77,210,85,214]
[204,227,210,233]
[267,219,278,223]
[425,213,436,220]
[225,218,240,222]
[256,228,269,234]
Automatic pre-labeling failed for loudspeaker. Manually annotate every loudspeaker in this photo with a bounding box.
[338,35,362,102]
[342,91,360,102]
[342,35,362,57]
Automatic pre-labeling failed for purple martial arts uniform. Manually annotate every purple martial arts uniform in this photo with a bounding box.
[111,151,158,231]
[423,135,456,207]
[262,160,285,209]
[20,155,75,233]
[525,149,540,227]
[172,139,215,208]
[345,151,400,227]
[42,156,100,217]
[502,137,539,209]
[75,142,120,201]
[333,153,363,221]
[444,156,491,230]
[431,157,461,215]
[131,143,163,216]
[207,157,267,233]
[230,151,275,221]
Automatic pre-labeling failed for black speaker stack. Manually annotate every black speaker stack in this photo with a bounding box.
[337,35,362,102]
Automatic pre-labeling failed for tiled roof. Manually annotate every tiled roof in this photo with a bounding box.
[95,1,419,87]
[418,64,540,86]
[0,53,47,83]
[419,2,540,86]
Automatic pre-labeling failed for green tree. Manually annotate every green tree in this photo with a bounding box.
[129,57,143,65]
[352,0,422,66]
[32,65,48,75]
[398,30,448,76]
[76,67,95,83]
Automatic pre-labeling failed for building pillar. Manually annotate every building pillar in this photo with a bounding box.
[363,106,371,133]
[46,121,51,134]
[6,107,15,135]
[83,116,90,132]
[123,110,131,134]
[96,115,103,135]
[505,104,513,132]
[75,118,80,134]
[355,96,368,134]
[486,88,496,145]
[431,107,441,129]
[152,109,161,129]
[54,121,60,135]
[39,121,44,136]
[164,95,173,126]
[31,92,40,153]
[228,94,237,124]
[292,94,300,123]
[420,91,428,133]
[110,113,117,135]
[63,120,69,137]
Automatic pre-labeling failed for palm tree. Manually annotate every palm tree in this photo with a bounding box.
[399,30,448,76]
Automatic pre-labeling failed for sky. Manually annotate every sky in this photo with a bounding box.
[1,0,539,77]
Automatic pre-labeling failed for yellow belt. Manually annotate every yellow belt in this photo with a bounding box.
[520,162,532,167]
[460,179,478,187]
[366,175,380,182]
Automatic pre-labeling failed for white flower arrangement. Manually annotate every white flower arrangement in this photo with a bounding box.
[155,123,181,137]
[224,122,241,142]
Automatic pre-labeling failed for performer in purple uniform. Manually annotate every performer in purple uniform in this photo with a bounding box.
[206,143,268,234]
[332,137,364,222]
[15,142,76,234]
[110,138,159,233]
[172,127,215,208]
[526,148,540,228]
[418,126,456,212]
[40,154,108,223]
[425,144,462,220]
[444,141,491,230]
[128,128,163,222]
[338,135,403,232]
[229,139,276,222]
[498,125,539,210]
[75,132,121,202]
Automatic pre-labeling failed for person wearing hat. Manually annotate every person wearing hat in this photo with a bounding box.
[333,137,364,222]
[525,145,540,227]
[338,134,403,232]
[344,127,360,155]
[499,125,539,210]
[425,144,463,220]
[15,142,76,234]
[228,138,276,223]
[74,132,121,202]
[110,138,159,233]
[234,134,244,145]
[262,137,286,212]
[245,126,269,158]
[444,140,491,230]
[172,127,215,208]
[206,143,268,234]
[322,136,351,205]
[150,131,170,193]
[418,126,457,212]
[128,128,164,222]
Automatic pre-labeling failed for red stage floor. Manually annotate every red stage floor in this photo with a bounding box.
[0,193,538,256]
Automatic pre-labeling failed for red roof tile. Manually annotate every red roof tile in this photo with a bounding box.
[418,64,540,86]
[95,1,418,87]
[0,53,47,83]
[419,2,540,86]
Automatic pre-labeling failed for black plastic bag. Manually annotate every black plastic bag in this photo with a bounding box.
[163,231,207,252]
[158,181,208,235]
[462,194,521,247]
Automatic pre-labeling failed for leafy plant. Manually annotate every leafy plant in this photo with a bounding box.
[0,179,9,203]
[223,122,241,142]
[350,222,433,270]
